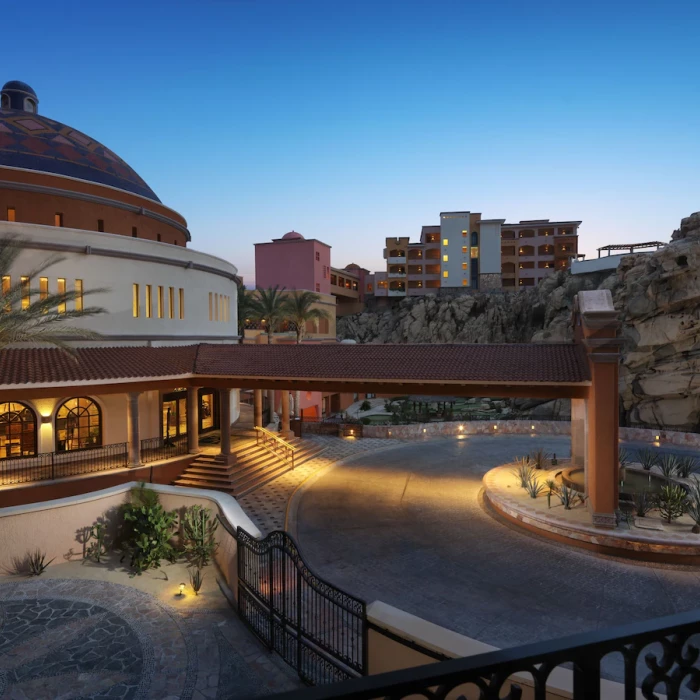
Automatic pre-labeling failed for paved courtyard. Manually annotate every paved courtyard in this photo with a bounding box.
[293,435,700,678]
[0,570,299,699]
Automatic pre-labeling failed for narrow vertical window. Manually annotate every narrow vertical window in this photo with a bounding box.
[208,292,213,321]
[132,283,140,317]
[132,227,138,238]
[57,278,66,313]
[157,233,161,242]
[20,276,30,309]
[145,284,152,318]
[75,279,83,311]
[214,293,219,322]
[97,219,104,232]
[1,276,10,312]
[179,288,184,319]
[157,286,164,318]
[7,207,15,222]
[54,213,63,227]
[168,287,174,319]
[39,277,48,301]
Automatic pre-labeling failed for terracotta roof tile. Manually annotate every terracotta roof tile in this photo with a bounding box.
[193,343,590,384]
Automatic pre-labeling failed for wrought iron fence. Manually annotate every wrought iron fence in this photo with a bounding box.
[228,522,367,685]
[271,608,700,700]
[0,442,128,485]
[140,434,189,464]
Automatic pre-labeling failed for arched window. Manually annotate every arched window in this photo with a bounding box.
[1,94,9,110]
[0,402,37,458]
[56,397,102,451]
[471,231,479,247]
[24,98,36,113]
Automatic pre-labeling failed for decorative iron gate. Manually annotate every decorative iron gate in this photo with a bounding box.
[236,526,367,685]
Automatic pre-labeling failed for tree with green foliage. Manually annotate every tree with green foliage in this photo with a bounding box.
[283,290,331,344]
[249,286,288,344]
[0,235,106,350]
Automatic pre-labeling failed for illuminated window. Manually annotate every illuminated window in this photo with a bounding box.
[0,402,37,458]
[97,219,104,232]
[2,276,10,311]
[462,230,467,237]
[443,271,449,278]
[20,276,30,309]
[462,263,467,270]
[54,212,63,227]
[157,286,164,318]
[209,292,213,321]
[133,284,140,317]
[462,279,468,286]
[462,246,467,254]
[179,288,184,319]
[169,287,174,319]
[145,285,152,318]
[471,247,479,259]
[75,279,83,312]
[56,278,66,313]
[214,293,219,321]
[367,284,373,292]
[56,397,101,451]
[443,254,448,262]
[39,277,48,301]
[443,238,448,246]
[7,207,15,222]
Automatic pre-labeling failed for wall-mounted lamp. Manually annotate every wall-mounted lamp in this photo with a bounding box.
[493,425,498,430]
[41,415,52,424]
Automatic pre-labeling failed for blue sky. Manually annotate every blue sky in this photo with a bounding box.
[4,0,699,283]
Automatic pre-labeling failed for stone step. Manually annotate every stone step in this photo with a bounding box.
[173,478,233,493]
[184,465,238,477]
[177,470,235,485]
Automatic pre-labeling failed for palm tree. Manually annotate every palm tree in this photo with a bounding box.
[283,290,331,344]
[236,281,256,337]
[0,235,106,350]
[249,286,288,344]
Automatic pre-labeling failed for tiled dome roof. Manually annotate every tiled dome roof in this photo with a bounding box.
[0,81,160,202]
[282,231,304,240]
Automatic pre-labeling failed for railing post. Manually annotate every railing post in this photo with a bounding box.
[268,546,275,650]
[573,656,601,699]
[297,567,302,674]
[51,452,55,481]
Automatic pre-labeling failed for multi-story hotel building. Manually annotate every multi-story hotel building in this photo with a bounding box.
[368,211,580,297]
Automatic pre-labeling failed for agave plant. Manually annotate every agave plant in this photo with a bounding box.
[637,448,659,472]
[524,475,547,499]
[189,567,205,595]
[676,456,699,479]
[655,484,688,523]
[510,457,534,488]
[558,485,580,510]
[529,448,551,470]
[618,447,633,469]
[686,481,700,533]
[545,479,558,508]
[658,454,680,478]
[27,549,55,576]
[633,490,655,518]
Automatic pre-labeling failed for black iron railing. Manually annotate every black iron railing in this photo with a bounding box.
[141,434,189,464]
[0,442,128,485]
[271,608,700,700]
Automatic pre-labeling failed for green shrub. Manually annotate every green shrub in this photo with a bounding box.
[633,490,654,518]
[360,417,371,425]
[359,400,371,412]
[120,483,178,574]
[676,456,699,479]
[655,484,687,523]
[182,505,218,568]
[85,521,108,563]
[637,448,659,472]
[658,454,680,478]
[686,481,700,533]
[189,567,205,595]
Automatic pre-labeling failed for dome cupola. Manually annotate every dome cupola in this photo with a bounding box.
[1,81,39,113]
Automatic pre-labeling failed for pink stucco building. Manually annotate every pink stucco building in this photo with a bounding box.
[254,231,331,294]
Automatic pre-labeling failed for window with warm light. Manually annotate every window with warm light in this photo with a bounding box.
[179,288,184,319]
[7,207,15,222]
[157,286,164,318]
[169,287,175,319]
[145,285,152,318]
[462,246,467,254]
[443,271,449,278]
[132,284,140,317]
[20,276,30,310]
[443,254,448,262]
[471,247,479,259]
[462,279,467,286]
[56,278,66,313]
[2,276,10,310]
[462,230,467,237]
[462,262,467,270]
[54,212,63,227]
[443,238,448,246]
[75,279,83,312]
[39,277,48,302]
[214,293,219,321]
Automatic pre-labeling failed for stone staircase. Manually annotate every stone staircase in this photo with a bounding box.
[173,433,325,497]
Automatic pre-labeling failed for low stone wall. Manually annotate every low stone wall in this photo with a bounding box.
[362,419,571,439]
[0,482,259,596]
[620,426,700,449]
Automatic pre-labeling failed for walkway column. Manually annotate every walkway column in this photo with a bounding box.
[216,387,235,465]
[280,390,293,440]
[267,389,275,425]
[570,398,587,468]
[295,390,301,418]
[126,392,142,467]
[187,387,200,454]
[575,290,621,529]
[254,389,263,428]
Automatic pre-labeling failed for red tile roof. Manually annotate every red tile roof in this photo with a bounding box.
[0,342,590,387]
[194,343,590,384]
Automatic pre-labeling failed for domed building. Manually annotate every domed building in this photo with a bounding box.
[0,80,240,477]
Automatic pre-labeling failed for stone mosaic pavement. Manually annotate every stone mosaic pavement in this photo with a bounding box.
[0,578,300,699]
[292,435,700,684]
[237,436,405,534]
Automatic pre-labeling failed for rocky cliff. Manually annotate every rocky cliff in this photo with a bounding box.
[337,212,700,431]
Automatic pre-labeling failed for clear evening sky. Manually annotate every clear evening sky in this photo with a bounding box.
[3,0,698,285]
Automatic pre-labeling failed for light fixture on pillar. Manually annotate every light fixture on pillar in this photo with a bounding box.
[493,424,498,431]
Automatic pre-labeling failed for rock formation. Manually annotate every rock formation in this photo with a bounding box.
[337,212,700,431]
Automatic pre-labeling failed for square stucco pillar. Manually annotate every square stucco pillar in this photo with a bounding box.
[187,387,200,454]
[571,398,587,468]
[126,392,143,468]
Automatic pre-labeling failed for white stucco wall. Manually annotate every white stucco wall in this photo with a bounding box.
[1,222,239,343]
[477,221,502,275]
[439,212,470,287]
